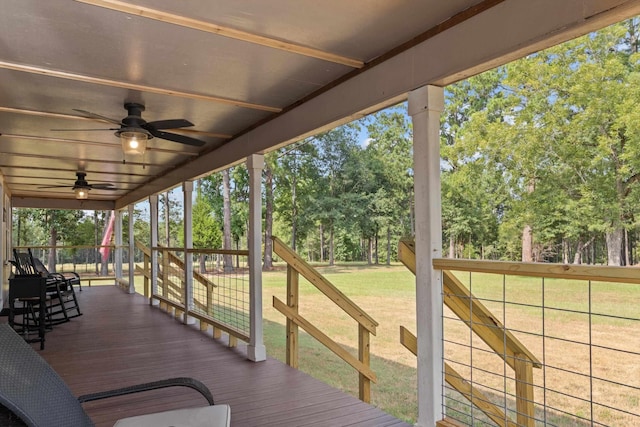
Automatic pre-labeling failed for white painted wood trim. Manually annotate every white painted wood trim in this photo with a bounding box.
[247,154,266,362]
[409,85,444,427]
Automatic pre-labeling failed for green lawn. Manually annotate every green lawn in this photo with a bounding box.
[262,263,419,423]
[261,263,640,426]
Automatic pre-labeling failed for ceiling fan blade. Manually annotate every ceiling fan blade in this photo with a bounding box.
[73,109,123,125]
[50,128,117,131]
[147,128,206,146]
[90,184,117,190]
[145,119,194,130]
[38,185,74,189]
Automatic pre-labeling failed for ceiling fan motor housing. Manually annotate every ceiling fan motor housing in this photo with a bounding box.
[115,103,153,139]
[73,172,90,189]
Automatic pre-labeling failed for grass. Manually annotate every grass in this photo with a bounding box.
[260,263,640,426]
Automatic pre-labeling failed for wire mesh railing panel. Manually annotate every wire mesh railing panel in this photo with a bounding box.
[442,269,640,427]
[189,250,250,337]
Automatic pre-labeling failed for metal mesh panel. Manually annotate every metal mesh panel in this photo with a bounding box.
[442,271,640,426]
[190,251,250,337]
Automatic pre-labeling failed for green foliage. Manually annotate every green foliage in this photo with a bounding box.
[191,195,222,249]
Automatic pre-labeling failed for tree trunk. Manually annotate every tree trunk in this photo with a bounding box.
[522,224,533,262]
[291,173,297,251]
[48,227,57,273]
[367,238,373,265]
[386,226,391,266]
[222,169,233,272]
[573,240,583,264]
[319,224,324,263]
[449,235,455,258]
[374,230,379,265]
[606,229,624,266]
[625,228,630,266]
[263,166,274,271]
[329,225,335,266]
[199,254,207,274]
[164,192,171,247]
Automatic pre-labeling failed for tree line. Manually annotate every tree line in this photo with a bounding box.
[13,19,640,267]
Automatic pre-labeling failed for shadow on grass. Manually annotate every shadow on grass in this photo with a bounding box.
[263,319,595,427]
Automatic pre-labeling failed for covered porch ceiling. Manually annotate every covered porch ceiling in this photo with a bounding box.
[2,0,640,211]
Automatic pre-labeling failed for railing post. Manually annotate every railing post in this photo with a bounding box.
[410,84,445,426]
[127,204,135,294]
[161,248,169,311]
[286,265,299,368]
[114,209,123,284]
[183,180,194,324]
[514,353,535,427]
[149,194,159,305]
[143,251,149,297]
[247,153,266,362]
[358,324,371,403]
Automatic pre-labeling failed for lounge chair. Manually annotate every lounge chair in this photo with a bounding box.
[0,324,231,426]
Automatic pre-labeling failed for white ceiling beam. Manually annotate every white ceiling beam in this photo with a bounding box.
[12,196,115,210]
[116,0,640,208]
[0,61,281,113]
[74,0,364,68]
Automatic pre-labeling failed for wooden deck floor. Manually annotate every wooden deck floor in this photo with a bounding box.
[23,285,411,427]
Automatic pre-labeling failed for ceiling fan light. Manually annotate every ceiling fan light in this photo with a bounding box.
[120,130,148,155]
[74,187,89,200]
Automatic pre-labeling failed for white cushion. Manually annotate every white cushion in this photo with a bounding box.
[113,404,230,427]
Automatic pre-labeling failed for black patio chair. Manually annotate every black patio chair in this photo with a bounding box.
[31,254,82,319]
[12,249,82,324]
[0,324,231,427]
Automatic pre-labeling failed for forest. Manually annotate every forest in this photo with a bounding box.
[13,19,640,267]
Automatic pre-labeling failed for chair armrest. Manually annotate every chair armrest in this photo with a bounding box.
[76,377,214,405]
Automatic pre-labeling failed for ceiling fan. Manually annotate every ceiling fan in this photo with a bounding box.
[38,172,117,200]
[55,103,206,152]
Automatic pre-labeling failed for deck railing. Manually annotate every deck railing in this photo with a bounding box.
[14,244,117,276]
[136,241,250,345]
[399,239,640,426]
[271,236,379,403]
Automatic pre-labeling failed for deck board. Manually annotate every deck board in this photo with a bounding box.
[20,286,410,427]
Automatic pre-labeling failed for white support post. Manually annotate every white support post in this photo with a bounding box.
[0,184,5,309]
[247,154,266,362]
[149,195,159,305]
[114,209,123,283]
[128,204,135,294]
[183,181,195,324]
[409,85,445,427]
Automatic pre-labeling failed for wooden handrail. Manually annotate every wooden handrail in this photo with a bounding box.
[272,236,377,403]
[274,297,377,382]
[272,236,378,334]
[150,247,249,256]
[138,240,248,345]
[432,257,640,284]
[400,239,538,427]
[156,244,217,290]
[399,240,540,369]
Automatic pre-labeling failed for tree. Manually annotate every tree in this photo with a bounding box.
[365,106,414,263]
[440,70,506,259]
[263,155,275,270]
[29,209,84,272]
[191,192,222,273]
[311,125,369,264]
